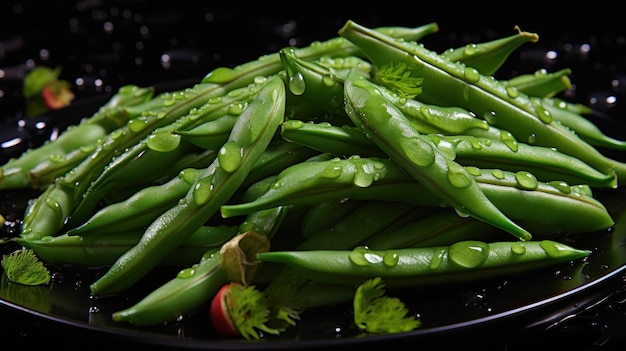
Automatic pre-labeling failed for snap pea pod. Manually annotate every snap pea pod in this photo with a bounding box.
[0,85,153,190]
[342,69,532,241]
[66,168,203,237]
[15,224,238,267]
[219,156,444,219]
[102,148,218,205]
[221,153,614,235]
[256,240,591,288]
[504,68,572,98]
[281,120,386,158]
[427,134,617,187]
[542,102,626,151]
[338,20,626,183]
[240,139,319,191]
[468,167,614,234]
[440,27,539,76]
[19,82,222,240]
[280,47,492,137]
[173,113,239,150]
[112,248,227,326]
[0,124,107,190]
[68,80,264,227]
[201,23,440,86]
[90,75,286,296]
[279,48,371,117]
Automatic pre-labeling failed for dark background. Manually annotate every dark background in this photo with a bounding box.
[1,1,626,350]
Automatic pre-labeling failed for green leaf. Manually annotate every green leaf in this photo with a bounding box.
[353,277,421,334]
[23,66,62,99]
[1,249,51,286]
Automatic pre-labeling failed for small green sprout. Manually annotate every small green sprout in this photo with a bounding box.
[374,62,423,99]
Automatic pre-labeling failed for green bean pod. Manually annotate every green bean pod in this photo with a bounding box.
[427,134,617,187]
[219,156,443,219]
[201,23,439,86]
[111,248,227,326]
[256,240,591,288]
[90,75,286,296]
[66,168,203,237]
[173,114,238,150]
[543,102,626,151]
[338,20,626,183]
[0,85,153,190]
[16,225,238,267]
[0,124,107,190]
[241,140,320,190]
[68,81,269,227]
[343,70,532,241]
[20,184,73,240]
[279,48,371,116]
[468,167,615,235]
[504,68,572,98]
[440,27,539,76]
[280,120,386,158]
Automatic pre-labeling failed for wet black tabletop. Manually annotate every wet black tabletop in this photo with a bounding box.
[2,2,626,350]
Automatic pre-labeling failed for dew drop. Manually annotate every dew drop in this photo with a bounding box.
[548,180,572,194]
[491,169,505,179]
[515,171,538,190]
[321,163,343,179]
[463,43,477,56]
[527,133,537,144]
[349,246,370,266]
[146,132,181,152]
[383,251,399,267]
[483,111,497,124]
[288,71,306,96]
[192,175,214,205]
[449,240,489,268]
[505,86,519,98]
[218,141,244,173]
[511,242,526,255]
[531,98,553,123]
[49,154,65,163]
[500,130,518,151]
[465,166,481,176]
[447,161,472,188]
[399,136,436,167]
[429,248,446,269]
[463,67,481,83]
[177,267,195,278]
[540,240,573,258]
[44,198,63,219]
[282,119,304,130]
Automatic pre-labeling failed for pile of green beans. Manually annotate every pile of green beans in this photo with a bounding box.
[1,20,624,336]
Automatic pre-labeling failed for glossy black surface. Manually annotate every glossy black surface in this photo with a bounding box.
[2,2,626,350]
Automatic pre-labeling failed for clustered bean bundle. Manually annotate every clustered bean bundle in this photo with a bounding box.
[1,20,624,338]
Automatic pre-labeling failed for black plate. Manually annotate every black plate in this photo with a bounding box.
[2,85,626,351]
[2,10,626,350]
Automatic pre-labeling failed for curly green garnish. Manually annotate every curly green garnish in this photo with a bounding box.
[1,248,51,286]
[226,283,283,340]
[374,62,423,98]
[353,277,421,334]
